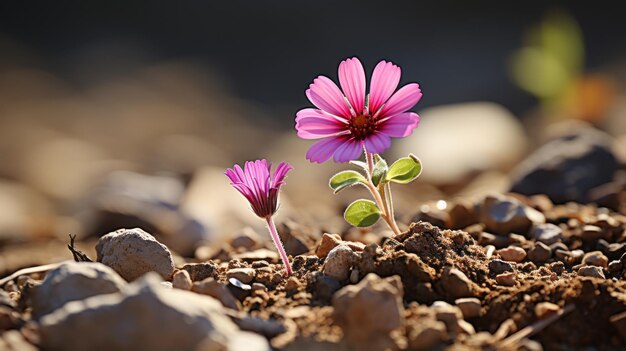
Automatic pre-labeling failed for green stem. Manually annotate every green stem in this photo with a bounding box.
[384,182,401,234]
[363,149,401,236]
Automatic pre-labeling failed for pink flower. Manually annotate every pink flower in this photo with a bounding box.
[225,159,293,218]
[226,159,294,275]
[296,57,422,163]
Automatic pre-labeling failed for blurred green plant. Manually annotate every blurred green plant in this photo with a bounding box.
[510,10,614,122]
[510,11,583,110]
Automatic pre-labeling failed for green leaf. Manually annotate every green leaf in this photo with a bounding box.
[371,154,388,186]
[386,154,422,184]
[344,199,381,227]
[329,171,367,194]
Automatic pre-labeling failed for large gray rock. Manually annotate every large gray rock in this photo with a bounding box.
[96,228,175,281]
[39,274,270,351]
[479,194,545,235]
[510,125,618,204]
[33,261,126,318]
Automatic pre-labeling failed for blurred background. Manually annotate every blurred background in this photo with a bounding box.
[1,1,626,269]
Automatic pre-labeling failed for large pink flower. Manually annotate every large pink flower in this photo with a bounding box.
[225,159,293,218]
[296,57,422,163]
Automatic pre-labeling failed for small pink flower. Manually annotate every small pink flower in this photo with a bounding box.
[225,159,293,218]
[225,159,294,275]
[296,57,422,163]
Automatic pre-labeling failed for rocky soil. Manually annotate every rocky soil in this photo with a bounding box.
[1,190,626,350]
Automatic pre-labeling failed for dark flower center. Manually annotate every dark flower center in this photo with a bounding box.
[348,114,377,140]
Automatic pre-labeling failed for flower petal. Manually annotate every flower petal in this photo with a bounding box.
[363,133,391,154]
[333,139,363,163]
[295,108,348,139]
[369,60,401,114]
[378,112,420,137]
[380,83,422,117]
[306,76,352,118]
[271,162,293,188]
[338,57,366,115]
[306,136,346,163]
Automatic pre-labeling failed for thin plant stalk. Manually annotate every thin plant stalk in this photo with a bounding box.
[384,182,401,234]
[265,216,293,275]
[363,148,402,236]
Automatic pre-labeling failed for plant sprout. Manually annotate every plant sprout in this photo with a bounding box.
[225,160,294,275]
[296,57,423,235]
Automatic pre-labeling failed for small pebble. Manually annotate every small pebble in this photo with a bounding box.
[322,244,357,281]
[432,301,463,324]
[283,277,300,295]
[550,261,565,275]
[315,233,342,258]
[569,249,585,263]
[534,302,560,319]
[226,268,255,284]
[495,272,516,286]
[96,228,176,281]
[455,297,481,319]
[489,259,515,275]
[530,223,563,245]
[230,227,260,249]
[251,283,267,292]
[528,242,552,263]
[581,225,604,242]
[192,278,241,310]
[172,270,193,290]
[498,246,526,263]
[440,267,474,299]
[582,251,609,268]
[578,266,605,279]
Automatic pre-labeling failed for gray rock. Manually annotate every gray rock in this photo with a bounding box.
[530,223,563,245]
[96,228,175,281]
[322,244,358,281]
[33,261,126,318]
[39,274,270,351]
[480,195,545,235]
[510,125,618,204]
[528,242,552,263]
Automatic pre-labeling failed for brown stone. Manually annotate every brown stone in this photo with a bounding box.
[495,272,516,286]
[498,246,526,263]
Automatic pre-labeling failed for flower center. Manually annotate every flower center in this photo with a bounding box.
[348,114,377,140]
